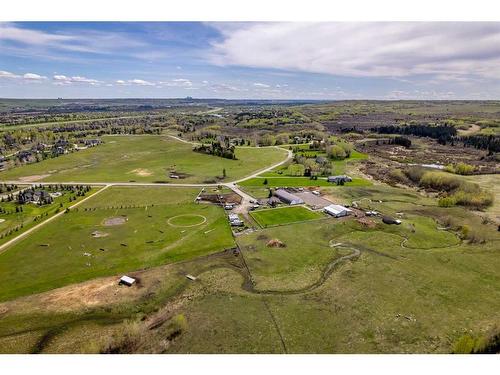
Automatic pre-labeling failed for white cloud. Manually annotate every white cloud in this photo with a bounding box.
[0,23,149,59]
[209,83,245,93]
[210,22,500,80]
[159,78,193,87]
[53,74,100,85]
[253,82,270,88]
[0,70,20,79]
[128,79,155,86]
[23,73,47,80]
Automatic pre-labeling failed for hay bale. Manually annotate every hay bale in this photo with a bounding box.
[266,239,286,248]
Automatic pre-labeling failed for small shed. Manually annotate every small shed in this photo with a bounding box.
[119,275,136,286]
[382,216,401,225]
[324,204,353,218]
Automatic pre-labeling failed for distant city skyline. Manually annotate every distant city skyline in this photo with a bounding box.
[1,22,500,99]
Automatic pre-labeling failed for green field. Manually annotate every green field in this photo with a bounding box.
[0,186,234,301]
[250,206,324,228]
[239,176,371,187]
[0,135,288,184]
[0,182,499,353]
[0,187,100,247]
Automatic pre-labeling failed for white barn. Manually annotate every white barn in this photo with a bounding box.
[324,204,352,218]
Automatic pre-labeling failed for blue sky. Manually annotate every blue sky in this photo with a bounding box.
[1,22,500,99]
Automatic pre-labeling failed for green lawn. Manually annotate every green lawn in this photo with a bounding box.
[0,186,234,302]
[250,206,324,228]
[0,135,288,184]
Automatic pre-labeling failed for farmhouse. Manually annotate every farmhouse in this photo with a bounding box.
[324,204,352,218]
[274,189,304,205]
[327,175,353,184]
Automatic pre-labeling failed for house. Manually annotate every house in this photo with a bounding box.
[327,175,353,184]
[119,275,136,286]
[82,139,102,147]
[18,189,53,205]
[324,204,353,218]
[52,139,72,155]
[17,150,33,163]
[274,189,304,205]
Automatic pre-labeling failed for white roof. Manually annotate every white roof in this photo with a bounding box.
[228,213,239,221]
[324,204,352,214]
[120,275,136,284]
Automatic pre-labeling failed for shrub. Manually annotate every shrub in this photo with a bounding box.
[445,162,476,175]
[438,196,457,207]
[389,168,408,183]
[327,145,346,160]
[419,171,462,191]
[404,166,426,183]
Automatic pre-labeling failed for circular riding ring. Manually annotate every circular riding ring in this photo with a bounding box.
[167,214,207,228]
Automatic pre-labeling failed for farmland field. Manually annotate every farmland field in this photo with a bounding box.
[239,176,371,187]
[0,186,234,301]
[0,135,288,184]
[250,206,324,227]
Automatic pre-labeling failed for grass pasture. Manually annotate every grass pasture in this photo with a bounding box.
[0,187,101,247]
[0,135,288,184]
[0,186,234,302]
[250,206,324,228]
[239,176,371,188]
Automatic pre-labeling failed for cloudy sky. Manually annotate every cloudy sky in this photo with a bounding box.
[1,22,500,99]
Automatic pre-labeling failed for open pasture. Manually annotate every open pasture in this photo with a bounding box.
[250,206,324,228]
[0,186,234,302]
[0,135,288,184]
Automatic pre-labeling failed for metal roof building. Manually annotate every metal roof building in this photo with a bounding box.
[324,204,353,218]
[274,189,304,205]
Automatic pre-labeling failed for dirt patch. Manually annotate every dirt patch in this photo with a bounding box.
[257,234,269,241]
[91,230,109,238]
[357,217,377,228]
[129,168,153,177]
[103,216,127,226]
[18,174,50,182]
[266,239,286,248]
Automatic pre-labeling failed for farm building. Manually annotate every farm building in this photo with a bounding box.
[324,204,353,218]
[327,175,353,184]
[119,275,136,286]
[228,213,244,227]
[382,216,401,225]
[274,189,304,205]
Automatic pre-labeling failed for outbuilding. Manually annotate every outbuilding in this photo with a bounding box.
[274,189,304,205]
[327,175,353,184]
[324,204,353,218]
[119,275,136,286]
